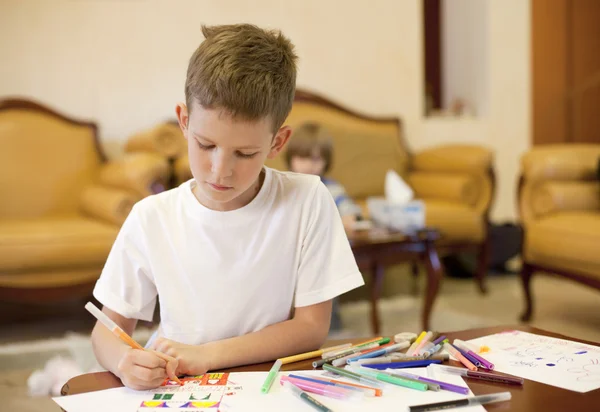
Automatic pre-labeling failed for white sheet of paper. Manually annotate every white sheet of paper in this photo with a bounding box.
[468,330,600,393]
[53,368,485,412]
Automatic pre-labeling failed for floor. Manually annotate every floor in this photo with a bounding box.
[1,269,599,412]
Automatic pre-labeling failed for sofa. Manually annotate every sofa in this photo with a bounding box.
[0,98,170,302]
[518,144,600,321]
[125,89,495,290]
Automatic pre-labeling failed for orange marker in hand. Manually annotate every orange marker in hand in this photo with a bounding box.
[85,302,182,385]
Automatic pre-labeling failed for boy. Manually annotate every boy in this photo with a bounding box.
[285,122,363,232]
[285,123,363,332]
[90,24,364,390]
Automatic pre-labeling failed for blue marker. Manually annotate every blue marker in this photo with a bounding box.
[346,342,410,364]
[363,359,442,370]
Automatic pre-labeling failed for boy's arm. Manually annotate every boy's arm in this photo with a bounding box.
[151,300,332,373]
[92,306,177,390]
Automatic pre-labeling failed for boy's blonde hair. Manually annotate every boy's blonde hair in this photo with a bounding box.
[285,122,333,173]
[185,24,298,132]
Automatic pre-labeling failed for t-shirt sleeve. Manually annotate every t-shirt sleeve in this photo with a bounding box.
[93,204,157,322]
[294,181,365,307]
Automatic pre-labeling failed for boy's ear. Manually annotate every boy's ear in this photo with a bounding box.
[267,125,292,159]
[175,103,189,139]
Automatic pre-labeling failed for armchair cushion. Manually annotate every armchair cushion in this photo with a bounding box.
[0,217,117,272]
[530,181,600,217]
[80,186,137,226]
[408,172,479,207]
[124,122,186,158]
[525,212,600,279]
[521,144,600,181]
[422,199,485,243]
[98,152,170,198]
[412,144,493,173]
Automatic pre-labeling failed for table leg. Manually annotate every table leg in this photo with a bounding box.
[520,263,535,322]
[410,262,420,296]
[475,239,490,294]
[370,263,385,335]
[422,242,443,331]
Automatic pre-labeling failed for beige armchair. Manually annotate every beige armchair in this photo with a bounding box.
[0,98,170,302]
[518,144,600,321]
[126,90,495,291]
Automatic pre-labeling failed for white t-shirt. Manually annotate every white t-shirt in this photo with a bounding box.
[93,167,364,345]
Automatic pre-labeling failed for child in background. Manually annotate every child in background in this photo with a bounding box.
[285,122,363,333]
[285,122,363,231]
[90,24,364,390]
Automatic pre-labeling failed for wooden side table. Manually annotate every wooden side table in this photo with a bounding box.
[349,228,442,333]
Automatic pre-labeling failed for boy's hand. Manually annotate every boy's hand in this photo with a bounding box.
[342,214,357,232]
[117,348,178,390]
[151,338,209,376]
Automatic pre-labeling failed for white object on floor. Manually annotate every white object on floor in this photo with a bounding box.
[468,330,600,393]
[54,368,485,412]
[28,355,83,397]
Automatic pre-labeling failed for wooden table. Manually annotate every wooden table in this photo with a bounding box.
[60,326,599,411]
[348,228,442,333]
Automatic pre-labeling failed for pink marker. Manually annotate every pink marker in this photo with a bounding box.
[280,376,363,400]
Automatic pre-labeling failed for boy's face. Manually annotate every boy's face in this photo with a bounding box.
[290,152,326,176]
[176,101,291,211]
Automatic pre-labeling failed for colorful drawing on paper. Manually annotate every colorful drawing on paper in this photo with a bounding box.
[467,331,600,393]
[138,373,242,411]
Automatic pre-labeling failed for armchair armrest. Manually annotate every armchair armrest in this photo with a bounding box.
[531,181,600,217]
[124,122,186,158]
[521,144,600,181]
[408,172,479,206]
[412,144,493,173]
[411,145,494,214]
[519,145,600,225]
[80,186,138,226]
[98,153,170,198]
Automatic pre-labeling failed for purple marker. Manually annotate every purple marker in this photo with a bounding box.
[384,369,470,395]
[432,335,446,345]
[454,340,495,370]
[363,360,442,370]
[455,346,483,368]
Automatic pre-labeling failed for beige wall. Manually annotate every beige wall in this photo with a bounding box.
[0,0,530,222]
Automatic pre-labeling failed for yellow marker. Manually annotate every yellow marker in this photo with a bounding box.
[406,331,427,356]
[85,302,182,385]
[281,339,384,365]
[279,349,327,365]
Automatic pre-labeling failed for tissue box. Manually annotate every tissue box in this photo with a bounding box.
[367,197,426,233]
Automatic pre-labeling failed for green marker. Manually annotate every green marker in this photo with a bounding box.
[283,381,333,412]
[261,359,282,394]
[348,365,428,391]
[322,364,384,388]
[361,337,391,347]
